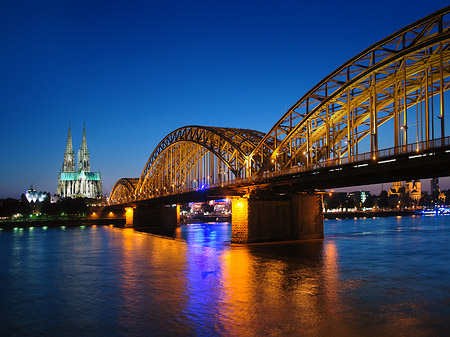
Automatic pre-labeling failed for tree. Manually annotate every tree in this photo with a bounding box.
[362,195,376,209]
[324,194,340,210]
[58,198,88,215]
[378,190,389,209]
[0,198,21,217]
[343,196,355,210]
[419,194,431,207]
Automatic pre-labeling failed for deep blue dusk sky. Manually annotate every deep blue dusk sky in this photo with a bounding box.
[0,0,448,198]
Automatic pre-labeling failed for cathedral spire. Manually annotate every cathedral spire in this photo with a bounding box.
[66,123,73,153]
[62,123,76,172]
[81,123,88,152]
[57,123,102,198]
[78,123,91,172]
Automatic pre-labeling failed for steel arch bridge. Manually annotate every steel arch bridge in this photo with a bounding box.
[109,126,267,203]
[110,6,450,204]
[250,6,450,175]
[109,178,139,203]
[135,126,267,197]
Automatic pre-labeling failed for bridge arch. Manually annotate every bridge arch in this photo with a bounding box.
[109,7,450,205]
[135,126,265,198]
[251,6,450,173]
[109,178,139,203]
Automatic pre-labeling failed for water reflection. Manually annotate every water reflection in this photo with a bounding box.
[217,240,341,336]
[1,216,450,336]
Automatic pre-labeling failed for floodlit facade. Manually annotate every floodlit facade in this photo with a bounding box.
[388,180,421,201]
[57,124,103,198]
[25,186,47,203]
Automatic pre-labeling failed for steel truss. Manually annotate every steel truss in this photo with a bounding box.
[134,126,265,199]
[109,178,139,203]
[250,6,450,174]
[109,6,450,204]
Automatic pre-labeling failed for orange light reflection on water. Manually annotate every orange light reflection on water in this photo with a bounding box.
[219,247,254,336]
[216,240,345,335]
[102,225,437,335]
[115,227,190,332]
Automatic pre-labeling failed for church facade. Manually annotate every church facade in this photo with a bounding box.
[388,180,422,201]
[57,124,103,198]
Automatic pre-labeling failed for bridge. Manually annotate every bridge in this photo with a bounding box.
[109,7,450,243]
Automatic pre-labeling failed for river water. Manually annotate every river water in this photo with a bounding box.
[1,215,450,336]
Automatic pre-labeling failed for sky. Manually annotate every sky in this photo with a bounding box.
[0,0,448,199]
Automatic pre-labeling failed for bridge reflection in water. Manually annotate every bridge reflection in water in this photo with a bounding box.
[2,217,450,335]
[109,7,450,243]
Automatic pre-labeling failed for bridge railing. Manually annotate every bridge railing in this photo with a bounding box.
[182,136,449,189]
[257,136,450,181]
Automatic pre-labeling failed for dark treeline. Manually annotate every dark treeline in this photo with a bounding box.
[0,194,94,218]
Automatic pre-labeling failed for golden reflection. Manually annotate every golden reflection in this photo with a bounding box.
[322,242,340,308]
[216,240,347,335]
[10,222,441,335]
[116,227,188,329]
[122,228,136,251]
[219,247,253,336]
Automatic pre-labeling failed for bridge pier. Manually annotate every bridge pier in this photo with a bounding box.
[231,193,324,243]
[132,204,179,228]
[125,207,134,227]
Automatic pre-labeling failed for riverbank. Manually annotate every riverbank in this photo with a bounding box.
[182,210,420,222]
[0,210,422,229]
[181,214,231,224]
[0,217,125,229]
[324,209,419,219]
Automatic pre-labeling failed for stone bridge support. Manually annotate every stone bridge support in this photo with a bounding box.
[132,204,180,228]
[125,207,134,227]
[231,193,324,243]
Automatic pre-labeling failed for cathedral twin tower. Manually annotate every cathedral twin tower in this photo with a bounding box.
[57,124,103,199]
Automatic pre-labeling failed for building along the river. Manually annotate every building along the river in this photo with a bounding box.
[57,124,103,198]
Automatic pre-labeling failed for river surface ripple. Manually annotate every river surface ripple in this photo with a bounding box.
[1,215,450,336]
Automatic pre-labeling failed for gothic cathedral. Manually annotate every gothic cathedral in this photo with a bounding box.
[57,124,103,198]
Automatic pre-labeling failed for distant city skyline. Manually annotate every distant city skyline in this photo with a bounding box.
[333,178,446,197]
[1,0,448,198]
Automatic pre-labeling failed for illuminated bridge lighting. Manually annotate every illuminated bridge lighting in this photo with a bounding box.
[108,7,450,205]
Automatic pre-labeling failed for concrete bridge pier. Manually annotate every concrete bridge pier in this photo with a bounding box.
[131,204,180,228]
[231,193,324,243]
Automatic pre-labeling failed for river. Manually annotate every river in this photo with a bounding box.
[1,215,450,336]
